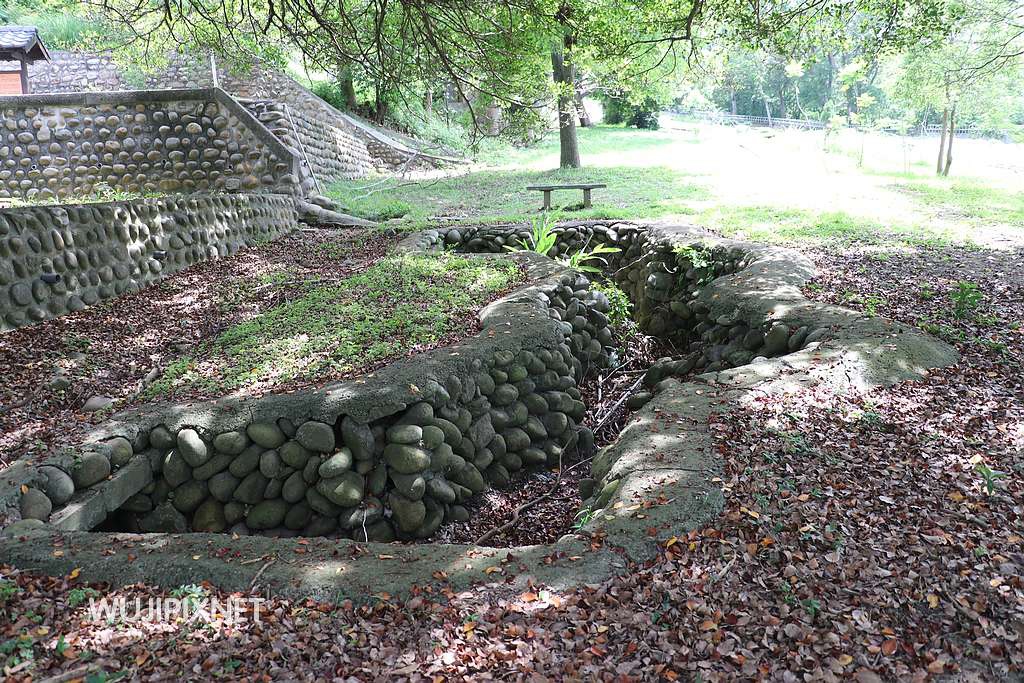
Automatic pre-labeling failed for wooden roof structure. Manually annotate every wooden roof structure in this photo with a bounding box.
[0,26,51,94]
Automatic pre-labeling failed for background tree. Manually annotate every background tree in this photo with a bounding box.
[892,0,1023,175]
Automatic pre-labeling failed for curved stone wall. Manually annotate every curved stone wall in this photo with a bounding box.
[0,193,298,331]
[0,88,302,202]
[0,245,617,542]
[0,221,960,600]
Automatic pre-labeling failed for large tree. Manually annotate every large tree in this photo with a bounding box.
[92,0,959,168]
[892,0,1023,175]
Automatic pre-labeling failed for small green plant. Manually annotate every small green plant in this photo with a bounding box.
[779,581,796,606]
[68,587,100,608]
[218,659,243,677]
[862,295,886,317]
[674,243,711,270]
[975,463,1006,494]
[918,284,935,300]
[0,635,35,669]
[0,579,18,606]
[801,597,822,620]
[950,281,983,319]
[506,215,558,256]
[170,583,209,610]
[591,282,632,330]
[561,242,621,273]
[572,506,595,531]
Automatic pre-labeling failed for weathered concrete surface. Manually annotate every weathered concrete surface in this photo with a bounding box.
[578,224,958,550]
[0,524,622,602]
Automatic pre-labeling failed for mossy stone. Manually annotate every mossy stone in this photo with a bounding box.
[233,471,268,504]
[192,453,232,480]
[38,465,74,505]
[451,464,487,493]
[208,472,239,502]
[302,515,338,536]
[426,477,456,504]
[318,449,353,478]
[228,444,262,477]
[383,443,431,474]
[19,488,52,521]
[388,493,425,533]
[150,425,175,450]
[279,440,311,468]
[420,425,445,450]
[177,428,210,467]
[171,480,208,514]
[223,501,246,525]
[192,499,226,532]
[281,471,307,503]
[305,487,340,516]
[246,499,288,530]
[316,471,364,507]
[295,420,335,452]
[161,450,191,489]
[389,471,426,500]
[397,402,433,424]
[341,416,375,460]
[259,449,282,478]
[72,451,110,489]
[106,437,133,468]
[386,424,422,444]
[284,501,312,530]
[247,421,285,449]
[213,430,249,455]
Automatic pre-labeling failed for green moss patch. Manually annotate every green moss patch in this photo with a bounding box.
[146,253,521,399]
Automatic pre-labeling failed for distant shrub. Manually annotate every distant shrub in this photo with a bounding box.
[311,81,350,112]
[601,95,661,129]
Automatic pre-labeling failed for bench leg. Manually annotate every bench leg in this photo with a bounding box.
[542,190,551,211]
[583,188,593,208]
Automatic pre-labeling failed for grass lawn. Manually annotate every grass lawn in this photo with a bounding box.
[329,164,707,226]
[329,121,1024,249]
[146,253,520,399]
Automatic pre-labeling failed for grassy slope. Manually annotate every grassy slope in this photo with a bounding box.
[147,253,520,399]
[330,122,1024,248]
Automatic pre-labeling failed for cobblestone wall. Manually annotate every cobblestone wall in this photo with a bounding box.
[0,193,297,331]
[243,99,372,188]
[27,51,421,174]
[0,89,302,202]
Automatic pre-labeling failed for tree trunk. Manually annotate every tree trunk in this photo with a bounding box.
[730,89,737,115]
[575,91,592,127]
[936,107,949,175]
[551,35,581,169]
[424,90,433,118]
[943,106,955,176]
[339,64,357,110]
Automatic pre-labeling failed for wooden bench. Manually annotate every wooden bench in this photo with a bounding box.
[527,183,607,210]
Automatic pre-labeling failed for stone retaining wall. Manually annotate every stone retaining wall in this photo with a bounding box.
[426,222,823,395]
[0,88,302,202]
[0,221,960,600]
[27,50,443,174]
[0,244,617,543]
[0,193,298,331]
[243,99,373,188]
[0,221,818,541]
